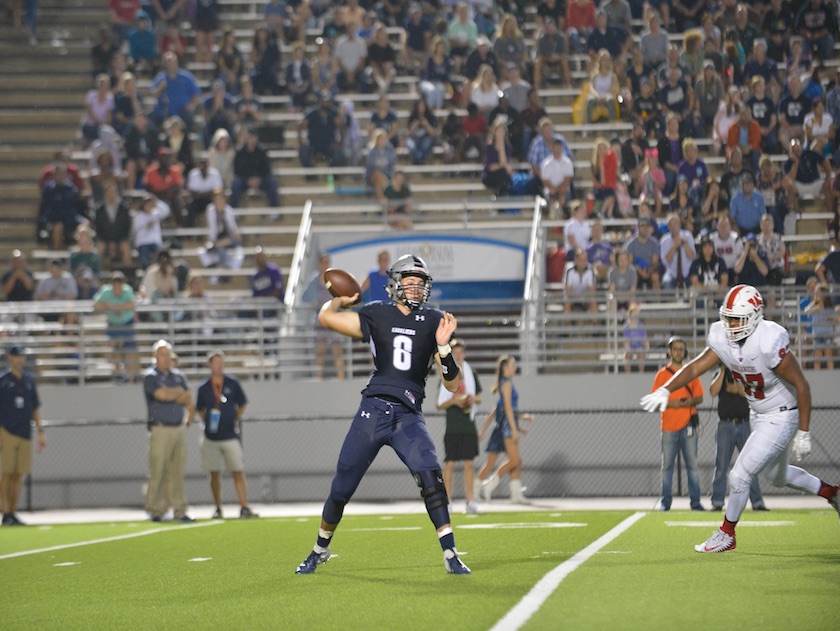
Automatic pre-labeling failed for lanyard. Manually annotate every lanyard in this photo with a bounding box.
[211,379,226,407]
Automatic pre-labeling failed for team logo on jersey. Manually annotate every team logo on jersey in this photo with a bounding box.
[415,314,425,321]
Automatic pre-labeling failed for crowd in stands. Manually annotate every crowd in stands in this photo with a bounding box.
[7,0,840,349]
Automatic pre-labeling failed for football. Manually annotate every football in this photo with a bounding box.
[323,268,362,304]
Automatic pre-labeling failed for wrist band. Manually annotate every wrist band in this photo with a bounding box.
[437,343,452,358]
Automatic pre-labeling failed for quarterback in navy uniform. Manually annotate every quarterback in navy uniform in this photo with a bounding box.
[295,254,471,575]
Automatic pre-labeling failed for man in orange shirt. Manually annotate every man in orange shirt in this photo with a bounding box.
[651,336,706,511]
[143,147,186,225]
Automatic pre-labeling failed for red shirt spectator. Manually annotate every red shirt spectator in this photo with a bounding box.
[143,149,184,197]
[567,0,596,33]
[39,156,84,191]
[603,147,618,189]
[109,0,141,26]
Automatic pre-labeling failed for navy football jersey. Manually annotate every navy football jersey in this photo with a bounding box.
[358,301,443,410]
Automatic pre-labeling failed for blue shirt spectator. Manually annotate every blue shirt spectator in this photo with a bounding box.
[729,175,766,234]
[151,52,201,127]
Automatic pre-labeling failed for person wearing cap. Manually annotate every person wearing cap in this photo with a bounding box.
[127,9,157,76]
[94,271,139,381]
[142,144,186,225]
[143,339,194,523]
[34,258,78,323]
[730,172,766,235]
[540,136,575,210]
[186,154,223,227]
[650,336,705,511]
[0,345,45,526]
[150,51,201,131]
[436,338,482,515]
[231,127,278,208]
[2,250,36,304]
[192,350,256,519]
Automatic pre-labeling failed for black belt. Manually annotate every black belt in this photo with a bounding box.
[720,417,749,424]
[779,405,798,412]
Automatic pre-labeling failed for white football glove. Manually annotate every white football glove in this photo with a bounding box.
[640,387,670,413]
[793,430,811,462]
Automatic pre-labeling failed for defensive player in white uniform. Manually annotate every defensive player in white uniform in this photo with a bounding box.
[641,284,840,552]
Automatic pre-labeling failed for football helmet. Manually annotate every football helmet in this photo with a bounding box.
[387,254,433,309]
[719,284,764,342]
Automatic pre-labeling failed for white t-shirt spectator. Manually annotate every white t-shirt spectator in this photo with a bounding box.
[565,217,592,253]
[187,166,223,196]
[132,200,170,248]
[711,231,743,270]
[540,153,574,194]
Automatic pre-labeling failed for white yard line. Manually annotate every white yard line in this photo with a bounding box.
[489,511,646,631]
[0,521,221,561]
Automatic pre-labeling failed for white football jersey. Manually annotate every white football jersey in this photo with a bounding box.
[707,320,797,414]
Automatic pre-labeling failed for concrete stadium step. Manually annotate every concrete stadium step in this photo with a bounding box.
[0,110,82,126]
[0,124,80,145]
[0,75,92,91]
[0,223,36,244]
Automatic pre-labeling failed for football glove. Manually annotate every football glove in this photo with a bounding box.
[640,387,670,413]
[792,430,811,462]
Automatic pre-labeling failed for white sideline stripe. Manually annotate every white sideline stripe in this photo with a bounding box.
[489,511,646,631]
[0,521,221,560]
[460,522,587,530]
[345,527,422,532]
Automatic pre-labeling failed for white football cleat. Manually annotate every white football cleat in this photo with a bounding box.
[481,474,499,502]
[465,500,481,514]
[695,529,736,553]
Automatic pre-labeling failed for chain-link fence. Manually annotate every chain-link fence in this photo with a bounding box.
[26,407,839,511]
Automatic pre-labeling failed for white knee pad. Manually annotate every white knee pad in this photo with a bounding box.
[728,463,752,494]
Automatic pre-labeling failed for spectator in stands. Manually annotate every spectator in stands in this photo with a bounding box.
[733,4,761,56]
[633,77,662,139]
[679,30,705,80]
[756,213,786,286]
[591,138,618,219]
[401,4,431,74]
[689,235,729,294]
[215,27,244,95]
[446,2,477,72]
[586,221,614,284]
[640,12,669,70]
[124,111,159,189]
[519,88,548,161]
[746,76,779,156]
[312,37,338,101]
[778,73,811,148]
[732,232,769,288]
[34,259,77,321]
[231,128,278,209]
[93,271,138,382]
[640,147,666,216]
[208,128,235,190]
[80,73,115,146]
[711,215,743,275]
[366,128,397,203]
[127,10,157,76]
[406,97,439,165]
[192,0,219,65]
[39,151,83,193]
[89,145,124,206]
[756,156,791,235]
[744,39,779,95]
[488,93,524,161]
[186,155,223,228]
[621,122,646,197]
[235,76,264,139]
[783,137,833,213]
[493,13,527,77]
[565,200,592,254]
[481,120,513,198]
[383,170,413,230]
[94,182,132,266]
[299,91,345,172]
[469,64,501,118]
[150,51,201,131]
[660,213,696,289]
[586,51,619,123]
[455,102,487,163]
[108,0,140,42]
[140,249,179,320]
[146,0,184,27]
[144,146,185,225]
[713,86,741,155]
[463,34,498,88]
[815,249,840,299]
[719,146,750,211]
[586,8,629,62]
[250,246,285,303]
[92,23,117,79]
[249,26,281,97]
[527,117,571,195]
[368,94,400,148]
[285,42,313,111]
[336,100,363,167]
[39,163,85,251]
[622,303,648,372]
[677,138,708,209]
[804,286,837,370]
[201,80,236,150]
[566,0,596,54]
[729,173,766,235]
[533,16,570,89]
[113,71,143,137]
[670,174,699,234]
[694,60,724,138]
[660,65,695,138]
[565,248,597,318]
[2,250,35,303]
[786,36,813,80]
[727,107,762,174]
[132,193,170,269]
[334,21,370,92]
[829,173,840,246]
[626,216,661,290]
[419,36,454,110]
[796,0,835,62]
[540,137,574,210]
[69,225,101,281]
[804,96,835,156]
[657,114,684,197]
[601,0,632,31]
[762,0,794,63]
[199,190,243,274]
[609,248,637,308]
[367,23,396,93]
[90,124,124,176]
[160,21,187,64]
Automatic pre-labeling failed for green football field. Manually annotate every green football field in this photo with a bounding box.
[1,509,838,630]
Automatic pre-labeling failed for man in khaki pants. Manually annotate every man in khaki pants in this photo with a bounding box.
[143,339,194,522]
